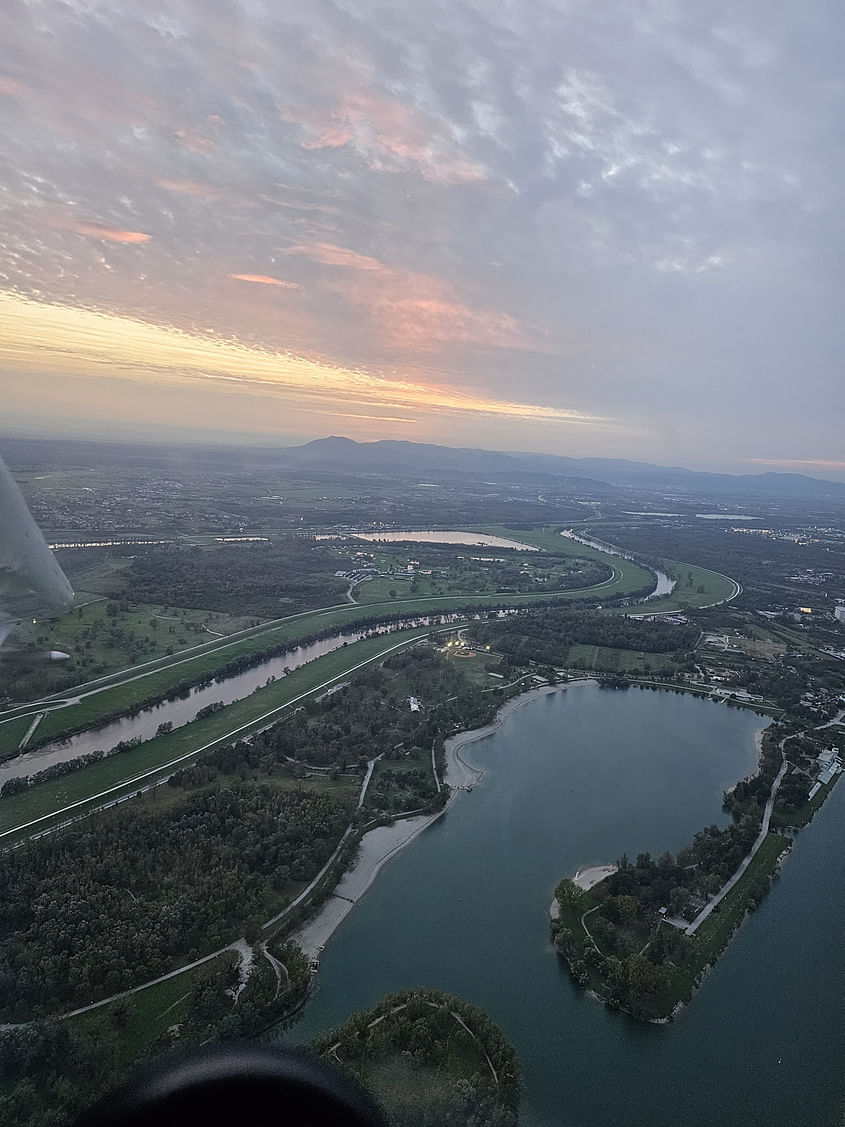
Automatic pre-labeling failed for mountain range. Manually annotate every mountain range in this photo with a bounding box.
[278,437,845,501]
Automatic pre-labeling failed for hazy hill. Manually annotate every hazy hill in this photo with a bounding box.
[278,437,845,501]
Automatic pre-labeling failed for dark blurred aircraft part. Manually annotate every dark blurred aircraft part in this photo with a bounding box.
[0,453,74,652]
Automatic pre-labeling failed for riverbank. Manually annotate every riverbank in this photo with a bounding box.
[291,814,442,959]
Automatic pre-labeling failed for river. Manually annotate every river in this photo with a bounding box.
[561,530,675,598]
[278,685,845,1127]
[0,612,480,781]
[0,632,371,781]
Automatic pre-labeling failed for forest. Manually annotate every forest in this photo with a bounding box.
[209,646,499,776]
[0,937,311,1127]
[0,784,349,1021]
[310,988,521,1127]
[0,644,502,1124]
[0,648,490,1024]
[127,539,348,617]
[468,607,700,669]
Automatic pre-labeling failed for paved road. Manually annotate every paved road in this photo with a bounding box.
[685,749,787,935]
[684,711,843,935]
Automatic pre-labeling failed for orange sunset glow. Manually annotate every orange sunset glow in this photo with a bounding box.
[0,292,602,431]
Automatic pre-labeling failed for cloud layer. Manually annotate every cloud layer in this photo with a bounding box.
[0,0,842,466]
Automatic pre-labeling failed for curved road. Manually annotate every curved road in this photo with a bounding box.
[685,709,843,935]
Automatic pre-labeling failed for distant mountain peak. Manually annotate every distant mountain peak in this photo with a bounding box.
[277,436,845,500]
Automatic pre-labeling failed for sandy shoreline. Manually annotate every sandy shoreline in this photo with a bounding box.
[573,864,618,890]
[443,679,598,789]
[291,814,439,959]
[291,680,595,961]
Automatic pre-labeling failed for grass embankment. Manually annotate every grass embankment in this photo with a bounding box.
[680,834,790,982]
[0,626,437,842]
[0,716,36,761]
[645,561,737,612]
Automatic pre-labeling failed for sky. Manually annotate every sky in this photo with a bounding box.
[1,0,844,475]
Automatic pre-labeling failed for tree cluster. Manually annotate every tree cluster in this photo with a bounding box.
[127,540,348,617]
[553,819,760,1018]
[194,647,498,777]
[311,988,521,1127]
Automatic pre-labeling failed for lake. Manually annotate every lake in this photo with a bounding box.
[278,685,845,1126]
[335,530,539,551]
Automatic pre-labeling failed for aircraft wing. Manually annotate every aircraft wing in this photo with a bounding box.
[0,453,73,650]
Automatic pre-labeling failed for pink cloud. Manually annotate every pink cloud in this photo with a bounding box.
[285,240,544,352]
[286,83,485,185]
[285,241,387,272]
[0,77,22,97]
[71,221,151,244]
[172,126,215,154]
[371,295,532,350]
[157,178,221,199]
[228,273,299,288]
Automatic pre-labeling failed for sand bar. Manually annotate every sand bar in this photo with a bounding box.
[573,864,618,891]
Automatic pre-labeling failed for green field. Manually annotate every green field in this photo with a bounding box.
[445,650,502,686]
[353,577,435,603]
[564,643,682,675]
[67,952,238,1064]
[0,626,439,841]
[15,597,256,673]
[471,527,738,612]
[475,524,652,593]
[643,561,738,612]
